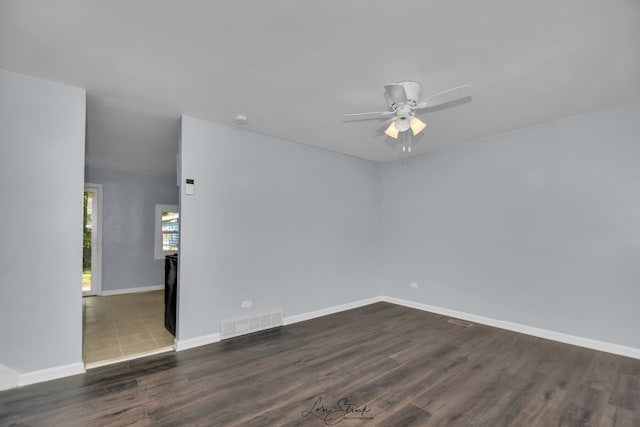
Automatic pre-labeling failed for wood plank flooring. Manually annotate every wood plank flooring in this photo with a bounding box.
[1,302,639,426]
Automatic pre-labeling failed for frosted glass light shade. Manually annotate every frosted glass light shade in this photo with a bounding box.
[395,117,411,132]
[410,117,427,136]
[384,121,399,139]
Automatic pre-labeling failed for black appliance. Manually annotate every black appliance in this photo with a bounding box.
[164,254,178,336]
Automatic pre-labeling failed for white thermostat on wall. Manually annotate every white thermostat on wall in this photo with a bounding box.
[186,178,195,195]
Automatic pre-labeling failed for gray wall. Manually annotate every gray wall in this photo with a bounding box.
[178,116,381,341]
[2,66,637,382]
[0,69,86,372]
[84,167,178,292]
[381,103,640,348]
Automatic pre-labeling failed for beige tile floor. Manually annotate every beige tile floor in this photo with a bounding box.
[82,290,175,368]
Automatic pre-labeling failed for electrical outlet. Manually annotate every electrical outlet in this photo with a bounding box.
[410,282,418,289]
[241,300,252,308]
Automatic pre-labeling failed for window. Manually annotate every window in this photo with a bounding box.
[155,204,179,259]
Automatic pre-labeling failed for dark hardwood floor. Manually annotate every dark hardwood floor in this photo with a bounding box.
[1,302,639,426]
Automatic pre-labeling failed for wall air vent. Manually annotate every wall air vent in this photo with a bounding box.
[220,310,283,340]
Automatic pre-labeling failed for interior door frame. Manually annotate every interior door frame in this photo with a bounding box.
[83,183,103,296]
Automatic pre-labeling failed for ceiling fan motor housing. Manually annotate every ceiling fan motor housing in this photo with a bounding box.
[386,80,422,110]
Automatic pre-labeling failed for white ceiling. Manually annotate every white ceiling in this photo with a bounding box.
[1,1,639,176]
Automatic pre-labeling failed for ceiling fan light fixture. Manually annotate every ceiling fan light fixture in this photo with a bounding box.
[384,121,399,139]
[410,117,427,136]
[345,81,471,150]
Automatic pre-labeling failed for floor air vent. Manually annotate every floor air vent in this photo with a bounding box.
[447,318,474,327]
[221,310,283,340]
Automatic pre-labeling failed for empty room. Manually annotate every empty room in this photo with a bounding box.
[1,1,639,426]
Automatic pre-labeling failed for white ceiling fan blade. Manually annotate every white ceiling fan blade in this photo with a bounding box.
[415,84,472,109]
[344,111,395,120]
[384,83,408,103]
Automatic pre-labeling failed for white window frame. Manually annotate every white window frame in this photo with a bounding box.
[155,204,179,260]
[84,183,103,296]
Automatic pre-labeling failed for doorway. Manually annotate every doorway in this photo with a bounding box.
[82,184,102,296]
[82,290,174,368]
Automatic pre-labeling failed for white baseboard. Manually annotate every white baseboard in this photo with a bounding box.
[283,296,384,326]
[175,333,220,352]
[173,294,640,361]
[9,295,637,389]
[100,285,164,296]
[17,362,85,387]
[90,291,640,361]
[0,363,19,391]
[174,296,384,352]
[383,296,640,360]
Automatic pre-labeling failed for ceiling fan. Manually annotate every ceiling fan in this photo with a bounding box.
[344,81,471,152]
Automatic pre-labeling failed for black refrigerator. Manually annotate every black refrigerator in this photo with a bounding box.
[164,254,178,336]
